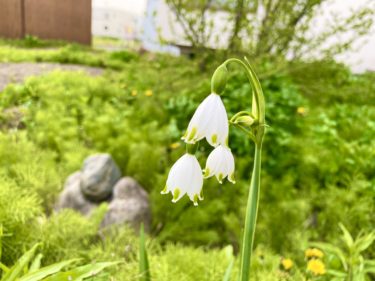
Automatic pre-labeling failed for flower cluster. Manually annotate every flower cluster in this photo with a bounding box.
[162,65,235,206]
[305,248,326,276]
[279,248,326,277]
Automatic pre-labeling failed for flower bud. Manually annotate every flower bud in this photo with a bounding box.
[233,115,256,127]
[211,64,228,95]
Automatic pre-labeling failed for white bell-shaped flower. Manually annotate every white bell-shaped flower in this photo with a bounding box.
[182,93,228,147]
[204,145,235,184]
[162,153,204,206]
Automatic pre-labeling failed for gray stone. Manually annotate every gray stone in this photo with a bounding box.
[55,172,96,216]
[80,154,121,202]
[101,177,151,232]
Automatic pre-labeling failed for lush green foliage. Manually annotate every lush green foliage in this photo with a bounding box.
[311,224,375,281]
[0,243,118,281]
[0,40,373,280]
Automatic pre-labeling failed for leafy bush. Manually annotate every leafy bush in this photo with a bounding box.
[0,176,41,264]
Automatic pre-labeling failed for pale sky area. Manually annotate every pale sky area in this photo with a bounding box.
[93,0,375,73]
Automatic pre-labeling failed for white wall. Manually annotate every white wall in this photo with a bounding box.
[92,0,147,15]
[92,0,147,39]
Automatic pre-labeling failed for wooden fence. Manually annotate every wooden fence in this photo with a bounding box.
[0,0,91,44]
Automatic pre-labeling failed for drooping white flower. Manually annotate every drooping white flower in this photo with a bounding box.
[161,153,204,206]
[204,145,235,184]
[182,93,228,147]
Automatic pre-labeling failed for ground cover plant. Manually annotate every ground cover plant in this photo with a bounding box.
[0,38,374,280]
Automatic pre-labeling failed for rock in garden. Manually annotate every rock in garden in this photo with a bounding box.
[80,154,121,202]
[101,177,151,232]
[55,172,96,216]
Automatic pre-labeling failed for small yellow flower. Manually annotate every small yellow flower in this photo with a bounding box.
[307,259,326,276]
[131,90,137,96]
[297,106,307,116]
[169,142,181,149]
[281,258,294,271]
[305,248,324,259]
[145,90,153,97]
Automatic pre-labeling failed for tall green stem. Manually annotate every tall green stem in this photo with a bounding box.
[239,144,262,281]
[222,58,265,281]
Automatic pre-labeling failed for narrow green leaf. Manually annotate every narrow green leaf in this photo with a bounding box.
[28,254,43,273]
[42,261,120,281]
[139,224,151,281]
[222,245,234,281]
[222,259,234,281]
[354,232,375,254]
[364,267,375,274]
[326,269,347,277]
[74,262,120,281]
[364,259,375,273]
[0,263,9,274]
[364,259,375,266]
[2,243,40,281]
[0,225,3,262]
[339,223,354,249]
[19,259,78,281]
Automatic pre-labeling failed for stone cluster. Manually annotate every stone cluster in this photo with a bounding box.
[55,154,151,232]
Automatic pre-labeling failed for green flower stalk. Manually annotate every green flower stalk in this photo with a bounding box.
[162,58,266,281]
[226,58,265,281]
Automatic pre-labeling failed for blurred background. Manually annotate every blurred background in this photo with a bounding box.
[1,0,374,71]
[0,0,374,280]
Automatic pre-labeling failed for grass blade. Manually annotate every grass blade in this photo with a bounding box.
[2,243,40,281]
[223,259,234,281]
[139,224,151,281]
[222,245,234,281]
[42,261,120,281]
[28,254,43,273]
[19,259,78,281]
[0,225,2,262]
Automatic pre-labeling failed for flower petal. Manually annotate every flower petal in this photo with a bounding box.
[187,157,204,206]
[205,145,235,184]
[163,153,204,205]
[183,94,217,143]
[205,95,228,147]
[183,94,229,147]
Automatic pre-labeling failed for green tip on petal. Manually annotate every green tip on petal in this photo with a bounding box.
[211,134,217,144]
[187,127,197,142]
[218,173,224,184]
[229,173,236,184]
[199,189,204,200]
[182,130,188,139]
[203,168,210,178]
[225,137,229,146]
[172,188,181,203]
[193,194,199,206]
[161,185,168,194]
